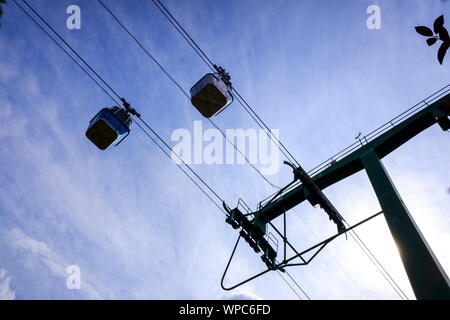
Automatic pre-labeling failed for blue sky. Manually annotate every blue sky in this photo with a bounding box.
[0,0,449,299]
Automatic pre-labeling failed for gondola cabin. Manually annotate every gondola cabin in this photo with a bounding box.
[86,107,132,150]
[190,73,233,118]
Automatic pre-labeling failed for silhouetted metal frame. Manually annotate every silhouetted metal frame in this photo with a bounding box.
[221,211,383,291]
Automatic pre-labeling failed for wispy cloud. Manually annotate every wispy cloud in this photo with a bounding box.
[222,291,262,300]
[0,269,15,300]
[7,228,101,299]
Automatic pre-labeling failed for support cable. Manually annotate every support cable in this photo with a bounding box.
[295,215,369,299]
[136,116,225,206]
[16,0,408,300]
[97,0,281,189]
[282,269,311,300]
[146,0,407,298]
[96,0,189,99]
[150,0,301,167]
[232,90,301,167]
[134,119,227,215]
[151,0,216,71]
[21,0,122,102]
[345,226,409,299]
[292,210,407,299]
[14,0,226,216]
[12,0,120,106]
[276,271,303,300]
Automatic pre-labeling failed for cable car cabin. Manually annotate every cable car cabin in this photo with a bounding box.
[86,107,131,150]
[190,73,233,118]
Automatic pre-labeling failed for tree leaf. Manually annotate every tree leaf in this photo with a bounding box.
[427,38,438,46]
[415,26,434,36]
[438,41,450,65]
[0,0,5,20]
[434,15,445,34]
[439,26,450,41]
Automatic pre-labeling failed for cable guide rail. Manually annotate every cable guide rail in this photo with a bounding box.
[221,210,384,291]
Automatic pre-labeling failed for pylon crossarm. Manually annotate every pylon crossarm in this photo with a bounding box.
[259,93,450,224]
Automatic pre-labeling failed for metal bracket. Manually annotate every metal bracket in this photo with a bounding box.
[283,160,346,234]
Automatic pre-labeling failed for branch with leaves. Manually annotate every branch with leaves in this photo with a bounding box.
[416,15,450,65]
